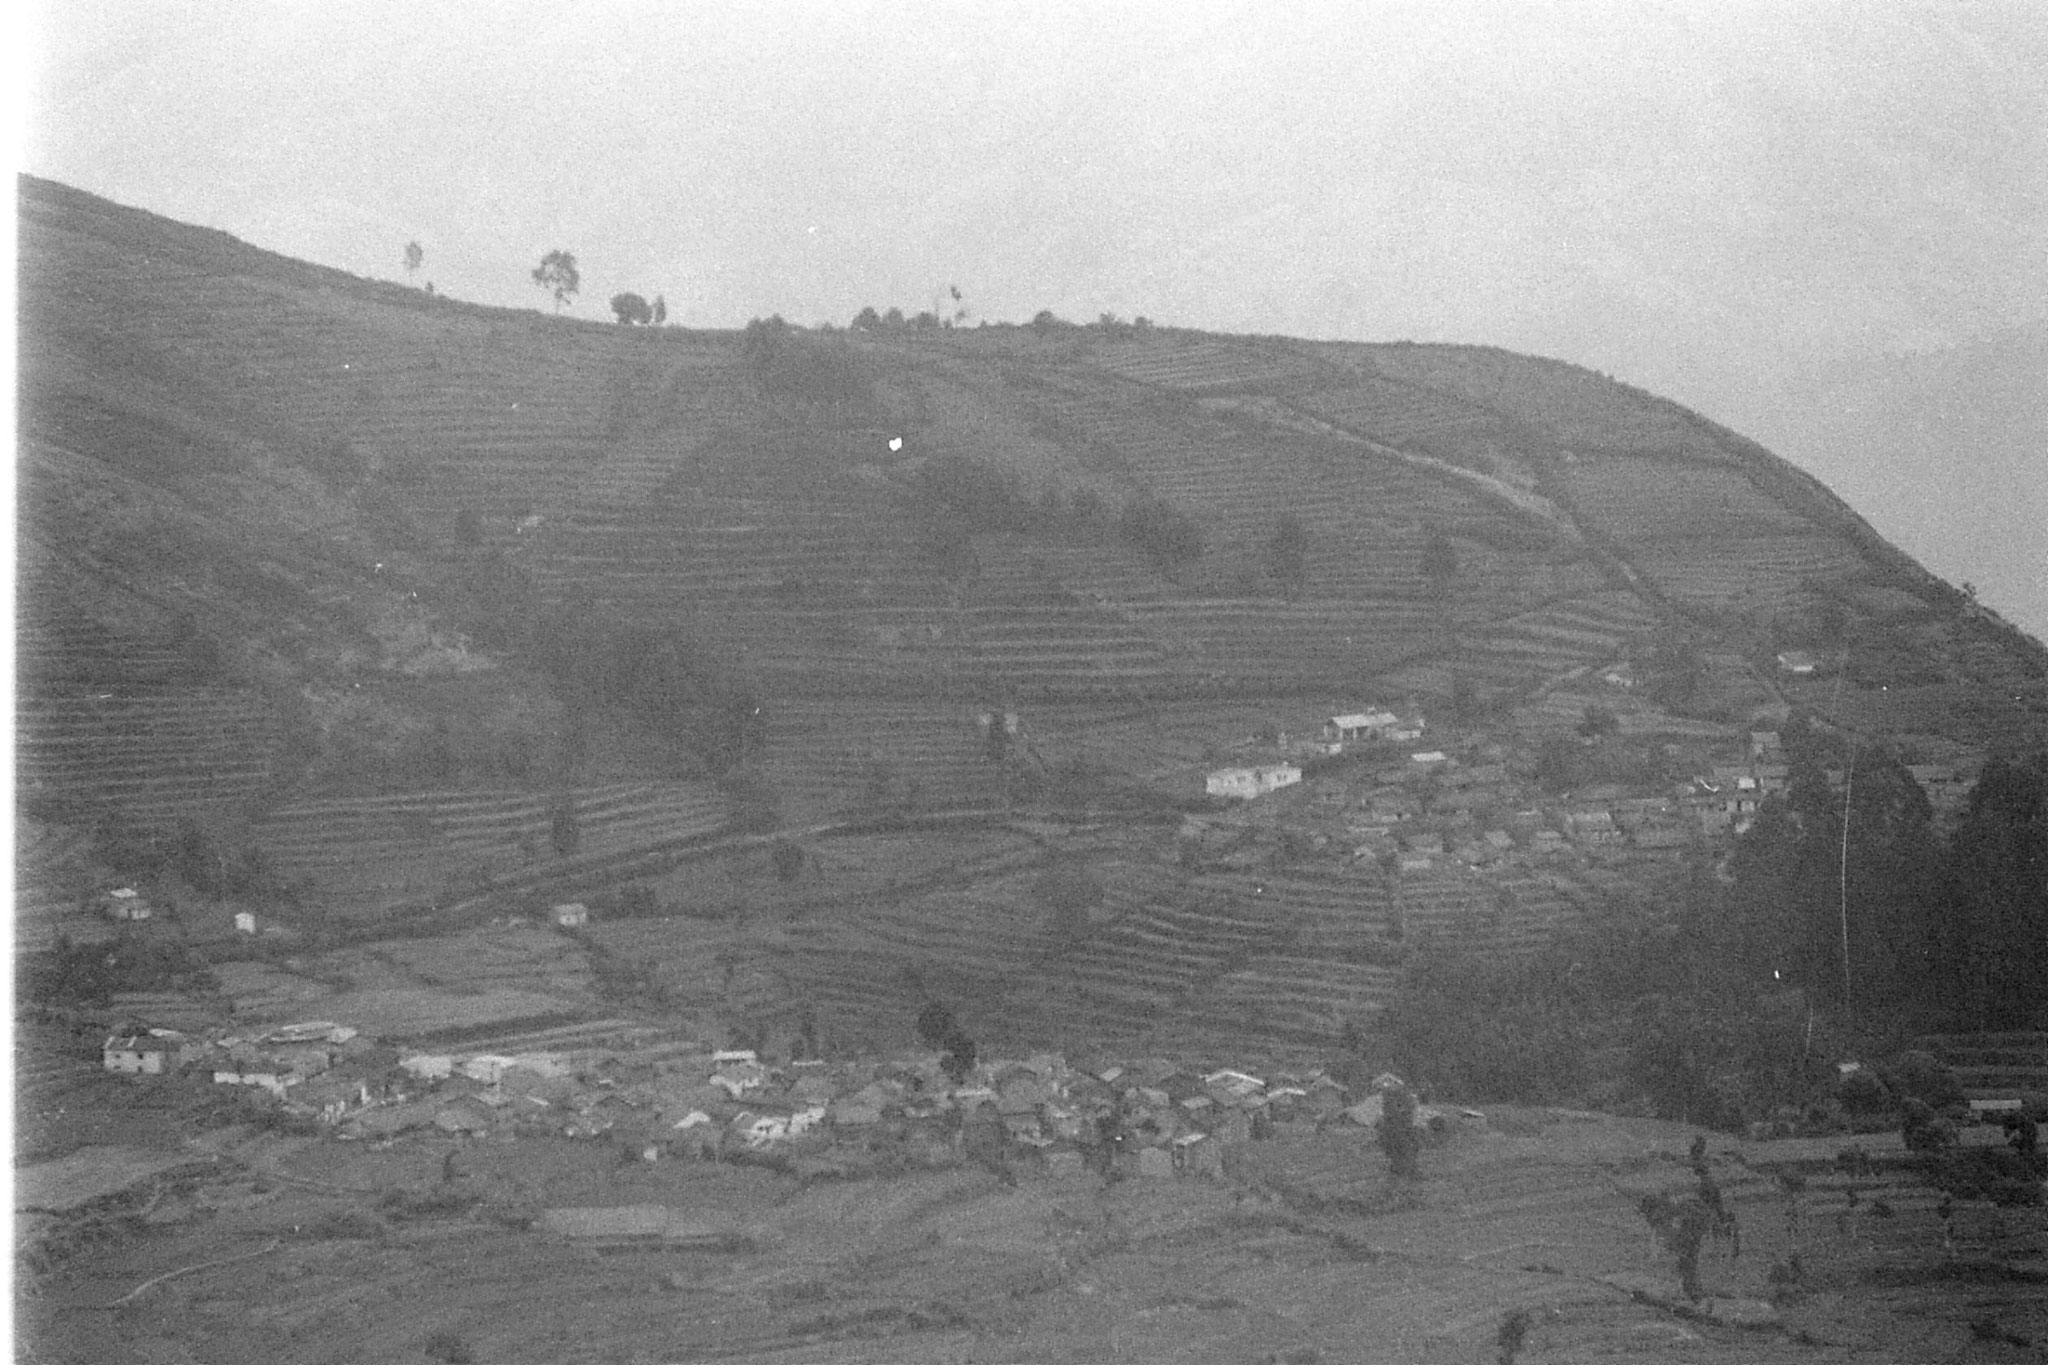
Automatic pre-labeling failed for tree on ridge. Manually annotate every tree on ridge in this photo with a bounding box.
[610,292,652,325]
[532,250,580,311]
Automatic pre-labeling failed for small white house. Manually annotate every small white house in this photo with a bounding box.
[1322,710,1400,744]
[234,911,258,935]
[550,902,590,928]
[101,887,151,921]
[1206,764,1302,801]
[1776,650,1819,676]
[103,1035,167,1075]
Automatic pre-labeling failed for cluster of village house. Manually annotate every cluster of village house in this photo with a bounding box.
[1198,706,1981,872]
[100,1025,1472,1181]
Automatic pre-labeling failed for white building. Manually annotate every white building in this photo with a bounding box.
[550,902,590,928]
[1322,710,1401,744]
[103,1035,167,1075]
[1206,764,1302,801]
[101,887,150,921]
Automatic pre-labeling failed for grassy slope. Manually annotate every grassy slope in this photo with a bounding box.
[18,173,2048,1051]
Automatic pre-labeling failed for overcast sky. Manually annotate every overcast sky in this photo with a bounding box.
[22,0,2048,637]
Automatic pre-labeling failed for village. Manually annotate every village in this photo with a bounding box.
[93,1014,1486,1198]
[1193,662,1981,887]
[63,665,1993,1193]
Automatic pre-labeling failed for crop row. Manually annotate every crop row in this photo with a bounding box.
[1084,339,1328,390]
[1295,378,1519,452]
[1633,534,1866,610]
[16,606,198,688]
[1557,458,1811,542]
[250,780,730,907]
[15,686,282,822]
[1189,955,1407,1045]
[1348,343,1732,458]
[753,699,1005,821]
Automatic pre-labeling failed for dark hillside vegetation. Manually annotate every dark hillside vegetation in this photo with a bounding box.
[15,173,2048,1060]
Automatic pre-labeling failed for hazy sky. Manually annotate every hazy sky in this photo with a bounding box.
[22,0,2048,637]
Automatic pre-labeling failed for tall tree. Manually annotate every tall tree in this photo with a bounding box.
[531,250,580,311]
[1943,752,2048,1027]
[403,240,424,279]
[651,294,667,326]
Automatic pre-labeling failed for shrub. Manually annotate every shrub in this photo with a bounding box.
[1377,1087,1421,1178]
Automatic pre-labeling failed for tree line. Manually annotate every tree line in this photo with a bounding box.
[902,453,1207,575]
[1373,735,2047,1128]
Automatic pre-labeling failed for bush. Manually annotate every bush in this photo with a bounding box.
[1883,1050,1965,1111]
[379,1188,480,1223]
[1377,1087,1421,1178]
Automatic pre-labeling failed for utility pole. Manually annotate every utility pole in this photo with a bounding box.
[1832,649,1854,1029]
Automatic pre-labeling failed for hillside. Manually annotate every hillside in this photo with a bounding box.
[16,173,2048,1054]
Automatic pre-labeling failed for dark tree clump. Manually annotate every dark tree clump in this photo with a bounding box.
[915,1002,978,1083]
[610,292,652,325]
[1378,1084,1421,1178]
[1268,511,1309,595]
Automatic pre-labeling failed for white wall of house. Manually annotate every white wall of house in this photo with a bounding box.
[1206,765,1302,800]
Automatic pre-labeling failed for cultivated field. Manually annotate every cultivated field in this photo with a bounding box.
[20,1099,2041,1365]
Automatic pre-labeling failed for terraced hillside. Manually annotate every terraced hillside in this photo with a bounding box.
[17,174,2048,1046]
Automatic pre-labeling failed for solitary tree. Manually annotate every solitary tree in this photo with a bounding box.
[1378,1083,1421,1178]
[651,294,667,326]
[532,250,580,311]
[609,291,652,325]
[404,240,424,279]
